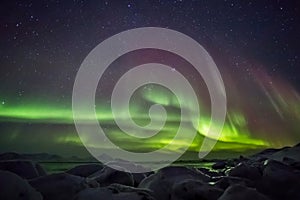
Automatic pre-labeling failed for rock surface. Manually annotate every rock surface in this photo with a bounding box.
[171,179,223,200]
[0,170,42,200]
[2,143,300,199]
[226,162,262,180]
[257,159,300,199]
[66,163,103,177]
[139,166,210,200]
[218,184,270,200]
[212,160,226,170]
[214,176,255,190]
[88,165,134,187]
[0,160,46,179]
[29,173,88,200]
[75,184,155,200]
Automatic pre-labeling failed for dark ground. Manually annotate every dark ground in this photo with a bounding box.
[1,144,300,200]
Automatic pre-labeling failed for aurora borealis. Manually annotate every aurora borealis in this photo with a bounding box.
[0,0,299,158]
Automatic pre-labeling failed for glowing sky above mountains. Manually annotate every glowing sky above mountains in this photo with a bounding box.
[0,0,299,157]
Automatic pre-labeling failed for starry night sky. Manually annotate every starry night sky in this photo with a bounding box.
[0,0,299,157]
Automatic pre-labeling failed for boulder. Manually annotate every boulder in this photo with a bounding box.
[108,184,156,200]
[112,192,155,200]
[269,144,300,162]
[0,170,42,200]
[103,160,149,186]
[226,162,261,181]
[29,173,88,200]
[74,187,113,200]
[0,160,44,179]
[290,161,300,170]
[35,163,47,176]
[66,163,103,177]
[171,179,223,200]
[88,166,134,187]
[250,148,280,161]
[132,172,147,187]
[212,161,226,170]
[214,176,254,190]
[257,159,300,199]
[218,184,270,200]
[139,166,210,200]
[74,184,155,200]
[0,152,26,160]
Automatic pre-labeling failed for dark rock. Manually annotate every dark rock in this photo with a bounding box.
[66,163,103,177]
[250,144,300,164]
[286,185,300,200]
[282,156,296,165]
[257,159,300,199]
[0,170,42,200]
[139,166,210,200]
[269,145,300,162]
[0,160,43,179]
[218,184,270,200]
[104,160,150,186]
[29,173,87,200]
[248,148,280,164]
[132,172,147,187]
[214,176,254,190]
[108,184,156,200]
[256,156,268,163]
[226,162,262,181]
[35,163,47,176]
[74,184,155,200]
[171,179,223,200]
[74,187,113,200]
[290,161,300,170]
[212,161,226,170]
[0,152,26,160]
[253,148,280,158]
[88,166,134,187]
[111,191,155,200]
[295,142,300,147]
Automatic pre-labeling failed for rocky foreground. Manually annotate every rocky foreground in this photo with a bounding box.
[1,144,300,200]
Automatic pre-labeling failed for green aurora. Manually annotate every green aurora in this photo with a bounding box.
[1,77,300,158]
[0,85,273,157]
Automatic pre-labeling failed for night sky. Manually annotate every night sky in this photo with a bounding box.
[0,0,299,158]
